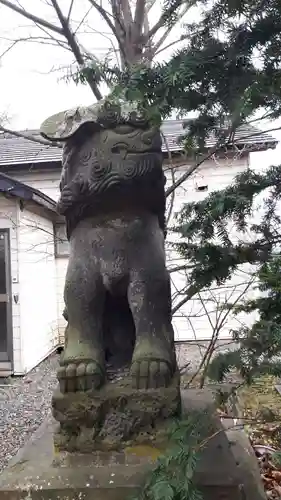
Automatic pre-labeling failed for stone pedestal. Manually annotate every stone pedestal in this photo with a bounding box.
[0,389,266,500]
[52,374,181,452]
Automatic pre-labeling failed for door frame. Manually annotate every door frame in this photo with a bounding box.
[0,228,13,366]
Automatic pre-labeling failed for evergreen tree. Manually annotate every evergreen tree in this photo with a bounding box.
[2,1,281,379]
[174,164,281,382]
[1,0,281,153]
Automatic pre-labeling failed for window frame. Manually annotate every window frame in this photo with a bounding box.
[54,223,69,258]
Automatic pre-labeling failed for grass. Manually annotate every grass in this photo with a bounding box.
[238,375,281,450]
[181,372,281,450]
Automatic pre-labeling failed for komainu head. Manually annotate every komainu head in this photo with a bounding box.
[40,100,166,233]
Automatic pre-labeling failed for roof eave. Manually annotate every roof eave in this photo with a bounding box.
[0,139,277,169]
[0,173,57,213]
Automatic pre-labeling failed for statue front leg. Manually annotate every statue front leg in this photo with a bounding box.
[58,266,106,393]
[128,269,176,389]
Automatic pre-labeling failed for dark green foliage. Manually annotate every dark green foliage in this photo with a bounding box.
[174,165,281,287]
[178,0,281,142]
[207,258,281,383]
[272,451,281,467]
[173,163,281,384]
[71,0,281,150]
[69,0,281,385]
[134,412,213,500]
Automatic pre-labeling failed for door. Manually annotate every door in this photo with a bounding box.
[0,230,12,363]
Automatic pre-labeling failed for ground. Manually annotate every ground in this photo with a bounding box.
[1,344,280,477]
[0,342,233,472]
[0,354,58,472]
[239,375,281,450]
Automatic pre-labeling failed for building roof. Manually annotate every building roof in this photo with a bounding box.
[0,120,278,167]
[0,172,57,213]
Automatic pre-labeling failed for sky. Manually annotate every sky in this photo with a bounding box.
[0,0,281,170]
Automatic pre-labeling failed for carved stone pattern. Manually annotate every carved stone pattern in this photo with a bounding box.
[57,125,166,238]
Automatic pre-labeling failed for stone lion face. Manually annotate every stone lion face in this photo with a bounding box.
[64,124,163,190]
[94,124,162,158]
[93,125,162,185]
[58,122,164,213]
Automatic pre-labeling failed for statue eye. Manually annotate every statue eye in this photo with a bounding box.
[114,124,135,134]
[111,143,128,154]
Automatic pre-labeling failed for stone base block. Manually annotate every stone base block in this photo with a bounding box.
[52,374,181,452]
[0,388,266,500]
[0,418,151,500]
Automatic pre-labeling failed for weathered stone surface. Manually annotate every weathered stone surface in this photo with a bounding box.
[40,98,159,141]
[181,388,266,500]
[52,374,180,452]
[0,389,266,500]
[0,418,150,500]
[40,104,179,400]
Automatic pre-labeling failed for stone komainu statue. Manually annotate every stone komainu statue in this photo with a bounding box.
[41,100,177,393]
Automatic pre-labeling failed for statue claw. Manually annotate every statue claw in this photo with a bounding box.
[57,361,105,393]
[130,359,171,390]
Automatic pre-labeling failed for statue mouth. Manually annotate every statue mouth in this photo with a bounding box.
[111,147,162,158]
[127,149,162,155]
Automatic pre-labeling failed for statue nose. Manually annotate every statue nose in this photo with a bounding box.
[111,145,127,159]
[142,129,162,149]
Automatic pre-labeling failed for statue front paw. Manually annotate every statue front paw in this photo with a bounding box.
[57,187,75,213]
[57,179,90,213]
[57,361,105,393]
[130,359,171,389]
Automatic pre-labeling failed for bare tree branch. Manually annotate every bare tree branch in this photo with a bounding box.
[73,5,93,34]
[109,0,126,33]
[161,132,176,227]
[165,145,221,198]
[145,0,184,42]
[79,23,122,69]
[67,0,75,22]
[134,0,145,37]
[150,3,192,57]
[166,122,281,197]
[0,35,71,53]
[169,264,195,273]
[0,40,18,58]
[146,0,157,12]
[88,0,124,49]
[50,0,102,99]
[154,33,190,56]
[0,126,63,148]
[141,3,153,60]
[121,0,133,24]
[172,283,202,315]
[0,0,64,35]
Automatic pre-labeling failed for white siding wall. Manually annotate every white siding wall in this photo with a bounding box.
[9,170,67,342]
[0,197,21,372]
[9,155,252,343]
[10,169,61,202]
[56,258,68,340]
[165,154,253,340]
[18,208,58,373]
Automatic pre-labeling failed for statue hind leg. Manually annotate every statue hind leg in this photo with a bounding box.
[128,268,176,389]
[58,261,106,393]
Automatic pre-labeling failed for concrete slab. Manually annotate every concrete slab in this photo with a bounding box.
[0,417,151,499]
[0,389,266,500]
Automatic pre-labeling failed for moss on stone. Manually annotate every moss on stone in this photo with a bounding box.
[52,374,180,452]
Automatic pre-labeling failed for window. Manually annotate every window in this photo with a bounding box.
[195,184,208,192]
[54,223,69,257]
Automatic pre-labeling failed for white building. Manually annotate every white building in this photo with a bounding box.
[0,121,277,375]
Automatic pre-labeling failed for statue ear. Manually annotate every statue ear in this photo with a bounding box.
[40,106,101,141]
[62,307,68,321]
